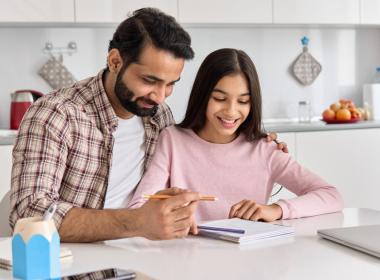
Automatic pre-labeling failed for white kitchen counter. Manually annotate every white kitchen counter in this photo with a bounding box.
[0,130,17,145]
[2,121,380,145]
[263,120,380,133]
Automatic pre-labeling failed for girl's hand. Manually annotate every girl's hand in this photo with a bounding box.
[229,200,283,222]
[189,217,198,235]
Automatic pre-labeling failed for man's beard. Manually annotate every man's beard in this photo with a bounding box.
[114,72,158,117]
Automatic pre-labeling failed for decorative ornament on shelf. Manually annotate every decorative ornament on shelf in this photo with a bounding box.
[291,36,322,86]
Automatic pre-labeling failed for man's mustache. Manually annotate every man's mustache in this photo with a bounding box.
[138,97,159,107]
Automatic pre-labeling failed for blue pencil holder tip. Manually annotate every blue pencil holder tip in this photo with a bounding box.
[12,217,61,280]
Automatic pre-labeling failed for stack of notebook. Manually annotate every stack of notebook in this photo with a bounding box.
[0,238,73,270]
[197,218,295,244]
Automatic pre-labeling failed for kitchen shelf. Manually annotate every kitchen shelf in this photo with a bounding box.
[263,120,380,133]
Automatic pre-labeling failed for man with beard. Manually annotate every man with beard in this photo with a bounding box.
[10,8,200,242]
[10,8,284,242]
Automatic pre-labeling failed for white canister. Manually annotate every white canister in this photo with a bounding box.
[363,84,380,120]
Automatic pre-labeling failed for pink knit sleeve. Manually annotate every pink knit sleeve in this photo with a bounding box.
[127,128,172,209]
[264,142,344,219]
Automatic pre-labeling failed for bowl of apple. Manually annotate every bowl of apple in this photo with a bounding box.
[322,99,364,124]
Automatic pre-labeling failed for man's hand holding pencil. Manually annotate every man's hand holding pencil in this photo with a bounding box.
[133,187,201,240]
[141,189,218,239]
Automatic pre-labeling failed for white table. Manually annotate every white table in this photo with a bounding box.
[1,208,380,279]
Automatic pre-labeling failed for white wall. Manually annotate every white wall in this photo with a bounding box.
[1,26,380,128]
[0,27,111,128]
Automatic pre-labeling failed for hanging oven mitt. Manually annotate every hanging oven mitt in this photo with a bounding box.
[38,55,76,89]
[292,36,322,86]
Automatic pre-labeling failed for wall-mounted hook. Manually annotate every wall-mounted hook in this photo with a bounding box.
[42,41,77,56]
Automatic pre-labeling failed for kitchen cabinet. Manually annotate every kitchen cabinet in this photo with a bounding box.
[178,0,272,24]
[273,128,380,211]
[0,145,13,237]
[273,0,360,24]
[0,145,13,188]
[0,0,74,23]
[75,0,178,23]
[0,0,377,26]
[296,128,380,211]
[360,0,380,24]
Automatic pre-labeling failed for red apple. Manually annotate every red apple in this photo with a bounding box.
[350,108,362,120]
[322,109,336,121]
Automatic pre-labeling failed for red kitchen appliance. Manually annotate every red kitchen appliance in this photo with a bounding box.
[10,90,44,130]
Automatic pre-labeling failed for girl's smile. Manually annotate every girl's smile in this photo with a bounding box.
[217,116,241,129]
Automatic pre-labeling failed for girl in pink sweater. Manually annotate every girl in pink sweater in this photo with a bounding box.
[129,48,343,222]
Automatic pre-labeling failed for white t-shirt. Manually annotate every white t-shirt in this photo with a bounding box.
[103,116,145,209]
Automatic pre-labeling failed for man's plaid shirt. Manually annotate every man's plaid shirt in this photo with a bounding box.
[9,69,175,230]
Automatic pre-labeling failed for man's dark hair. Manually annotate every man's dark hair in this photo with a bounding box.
[108,7,194,68]
[178,48,266,141]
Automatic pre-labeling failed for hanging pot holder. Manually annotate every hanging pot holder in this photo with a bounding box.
[292,36,322,86]
[38,55,76,89]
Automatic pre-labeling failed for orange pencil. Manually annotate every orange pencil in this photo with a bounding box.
[142,194,218,201]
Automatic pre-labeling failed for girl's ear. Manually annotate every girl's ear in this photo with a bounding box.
[107,49,124,74]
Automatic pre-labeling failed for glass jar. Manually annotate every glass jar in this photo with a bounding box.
[298,101,311,123]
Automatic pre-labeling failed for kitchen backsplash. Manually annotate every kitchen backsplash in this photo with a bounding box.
[1,26,380,128]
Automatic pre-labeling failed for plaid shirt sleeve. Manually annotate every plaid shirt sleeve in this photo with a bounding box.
[10,98,74,230]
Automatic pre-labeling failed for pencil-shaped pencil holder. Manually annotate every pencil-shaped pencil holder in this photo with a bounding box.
[12,217,60,280]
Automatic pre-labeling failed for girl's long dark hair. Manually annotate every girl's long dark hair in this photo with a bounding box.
[178,48,265,141]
